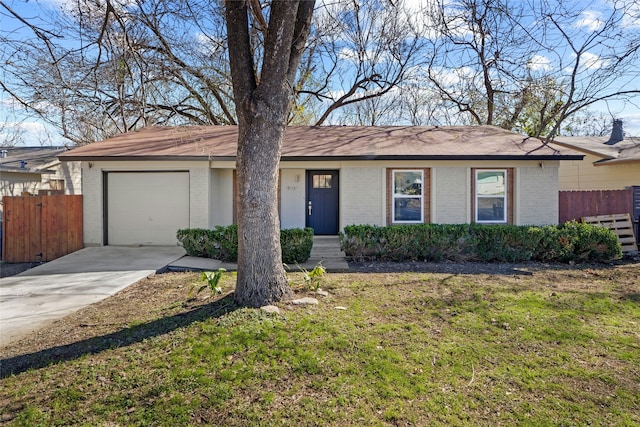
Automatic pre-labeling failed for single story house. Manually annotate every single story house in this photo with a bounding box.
[0,147,82,215]
[549,120,640,191]
[58,125,583,246]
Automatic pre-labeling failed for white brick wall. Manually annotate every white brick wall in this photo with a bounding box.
[432,167,468,224]
[280,169,306,229]
[340,167,385,227]
[210,169,234,227]
[517,166,559,225]
[189,166,210,228]
[81,163,103,245]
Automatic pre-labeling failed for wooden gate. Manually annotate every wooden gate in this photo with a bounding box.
[2,195,83,262]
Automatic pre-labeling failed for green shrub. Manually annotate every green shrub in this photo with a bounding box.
[281,227,314,263]
[340,222,622,264]
[177,225,238,261]
[177,226,314,263]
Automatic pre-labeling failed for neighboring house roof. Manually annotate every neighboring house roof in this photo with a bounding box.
[0,146,70,175]
[58,125,583,162]
[550,135,640,166]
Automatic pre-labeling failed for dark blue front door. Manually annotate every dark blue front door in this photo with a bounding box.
[306,170,339,235]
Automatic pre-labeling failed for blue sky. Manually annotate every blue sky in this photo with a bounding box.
[1,0,640,145]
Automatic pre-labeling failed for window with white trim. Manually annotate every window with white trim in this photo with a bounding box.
[392,170,424,223]
[475,169,507,223]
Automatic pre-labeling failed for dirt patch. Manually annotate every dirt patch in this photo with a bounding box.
[347,256,639,274]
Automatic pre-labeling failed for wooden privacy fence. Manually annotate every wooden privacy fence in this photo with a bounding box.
[559,189,634,224]
[2,195,83,263]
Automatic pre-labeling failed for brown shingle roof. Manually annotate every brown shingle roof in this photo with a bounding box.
[58,125,583,161]
[550,135,640,165]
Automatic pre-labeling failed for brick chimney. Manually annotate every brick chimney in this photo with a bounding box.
[605,119,624,145]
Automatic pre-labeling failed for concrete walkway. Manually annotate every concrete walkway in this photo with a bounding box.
[0,246,186,347]
[0,238,349,347]
[168,235,350,273]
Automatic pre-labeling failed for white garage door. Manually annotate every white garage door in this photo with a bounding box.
[107,172,189,245]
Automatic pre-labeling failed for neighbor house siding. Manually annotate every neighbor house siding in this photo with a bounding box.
[341,167,385,227]
[44,161,82,195]
[59,161,82,195]
[558,152,640,190]
[0,172,41,199]
[518,164,559,225]
[432,167,468,224]
[280,169,306,229]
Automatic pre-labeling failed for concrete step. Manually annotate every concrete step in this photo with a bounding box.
[311,236,345,257]
[303,236,348,272]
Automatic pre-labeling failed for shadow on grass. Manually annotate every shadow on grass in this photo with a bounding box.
[622,292,640,304]
[346,260,536,275]
[0,295,238,379]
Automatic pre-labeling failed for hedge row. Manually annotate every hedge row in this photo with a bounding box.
[176,226,314,264]
[340,222,622,263]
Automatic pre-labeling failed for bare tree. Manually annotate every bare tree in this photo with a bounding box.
[425,0,640,138]
[532,0,640,139]
[1,0,236,145]
[426,0,539,127]
[300,0,432,125]
[1,0,433,143]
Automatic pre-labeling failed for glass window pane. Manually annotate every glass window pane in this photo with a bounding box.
[394,198,422,221]
[477,171,505,196]
[477,197,505,221]
[313,174,332,189]
[394,171,422,195]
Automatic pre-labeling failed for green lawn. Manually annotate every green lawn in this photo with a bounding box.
[1,264,639,426]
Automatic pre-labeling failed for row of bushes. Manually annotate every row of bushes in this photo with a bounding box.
[340,222,622,263]
[176,226,314,264]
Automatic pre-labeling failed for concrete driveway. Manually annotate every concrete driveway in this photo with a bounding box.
[0,246,186,347]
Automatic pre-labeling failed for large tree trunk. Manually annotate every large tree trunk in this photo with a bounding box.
[225,0,314,307]
[234,118,292,307]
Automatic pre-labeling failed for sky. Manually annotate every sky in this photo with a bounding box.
[1,0,640,146]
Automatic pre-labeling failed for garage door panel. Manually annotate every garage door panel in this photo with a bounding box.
[107,172,189,245]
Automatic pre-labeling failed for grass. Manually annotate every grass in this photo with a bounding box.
[1,263,639,426]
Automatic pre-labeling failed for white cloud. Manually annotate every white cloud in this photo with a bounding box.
[580,51,608,70]
[194,32,225,57]
[337,47,386,63]
[0,120,57,146]
[426,66,477,88]
[619,112,640,137]
[574,11,604,31]
[527,55,552,71]
[622,2,640,28]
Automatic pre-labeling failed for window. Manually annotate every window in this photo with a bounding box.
[475,170,507,223]
[392,170,424,223]
[313,174,333,189]
[50,179,65,191]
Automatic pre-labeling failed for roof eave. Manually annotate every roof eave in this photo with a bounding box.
[593,157,640,166]
[0,167,54,175]
[549,140,613,159]
[59,154,584,162]
[281,154,584,161]
[58,155,225,162]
